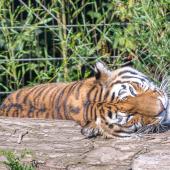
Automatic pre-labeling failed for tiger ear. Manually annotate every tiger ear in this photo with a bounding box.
[95,62,111,82]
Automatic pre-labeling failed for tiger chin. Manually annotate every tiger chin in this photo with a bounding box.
[0,62,169,138]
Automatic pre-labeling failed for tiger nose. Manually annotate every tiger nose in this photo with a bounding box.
[157,98,165,115]
[148,98,165,117]
[158,95,168,110]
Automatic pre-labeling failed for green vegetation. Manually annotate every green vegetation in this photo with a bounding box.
[0,149,35,170]
[0,0,169,97]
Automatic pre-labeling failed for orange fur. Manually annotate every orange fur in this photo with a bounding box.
[0,63,167,138]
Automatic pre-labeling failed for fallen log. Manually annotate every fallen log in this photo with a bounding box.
[0,117,170,170]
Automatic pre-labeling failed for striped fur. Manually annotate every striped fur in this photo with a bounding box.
[0,62,169,138]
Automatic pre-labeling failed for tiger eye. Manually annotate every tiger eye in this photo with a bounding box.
[108,124,113,129]
[108,111,112,119]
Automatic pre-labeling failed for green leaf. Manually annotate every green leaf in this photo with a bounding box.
[87,11,102,19]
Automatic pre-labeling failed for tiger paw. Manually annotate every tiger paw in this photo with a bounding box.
[81,126,100,138]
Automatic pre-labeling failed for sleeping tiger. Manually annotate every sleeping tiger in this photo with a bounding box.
[0,62,169,138]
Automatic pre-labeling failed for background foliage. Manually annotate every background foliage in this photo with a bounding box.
[0,0,169,100]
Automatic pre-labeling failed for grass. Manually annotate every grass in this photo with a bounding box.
[0,0,169,97]
[0,149,35,170]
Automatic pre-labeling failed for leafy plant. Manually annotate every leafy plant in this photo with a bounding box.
[0,149,35,170]
[0,0,169,99]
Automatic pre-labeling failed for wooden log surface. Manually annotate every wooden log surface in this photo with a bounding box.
[0,117,170,170]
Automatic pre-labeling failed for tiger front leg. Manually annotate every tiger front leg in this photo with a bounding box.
[81,116,122,139]
[99,111,138,138]
[80,103,105,138]
[81,121,101,138]
[80,111,117,138]
[81,103,127,138]
[81,119,132,138]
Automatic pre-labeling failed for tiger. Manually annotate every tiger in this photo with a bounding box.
[0,62,169,138]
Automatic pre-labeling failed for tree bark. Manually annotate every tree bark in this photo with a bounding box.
[0,117,170,170]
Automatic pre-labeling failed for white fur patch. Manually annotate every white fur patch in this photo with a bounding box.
[95,117,101,125]
[95,62,111,76]
[162,100,170,125]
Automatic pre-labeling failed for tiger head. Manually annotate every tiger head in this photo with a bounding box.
[94,62,169,137]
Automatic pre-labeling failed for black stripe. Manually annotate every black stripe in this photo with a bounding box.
[45,112,49,119]
[87,85,96,101]
[71,82,79,93]
[50,86,60,109]
[94,107,97,120]
[92,88,98,101]
[121,75,147,82]
[118,70,138,76]
[69,105,80,114]
[118,70,149,80]
[83,101,89,123]
[114,129,135,134]
[111,92,115,101]
[75,81,83,100]
[0,103,7,110]
[85,102,90,120]
[129,86,136,96]
[39,105,46,112]
[108,111,112,119]
[63,82,79,119]
[32,86,49,107]
[41,85,56,101]
[6,103,23,114]
[118,90,126,96]
[6,95,12,102]
[55,85,69,118]
[23,85,44,104]
[100,106,105,120]
[83,106,88,123]
[98,87,103,101]
[16,89,26,102]
[121,84,126,89]
[89,103,94,121]
[28,100,35,115]
[86,103,91,121]
[109,81,122,88]
[104,90,110,101]
[119,70,149,81]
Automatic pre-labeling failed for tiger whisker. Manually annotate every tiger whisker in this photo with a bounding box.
[156,126,159,133]
[159,125,162,133]
[161,80,169,91]
[136,121,169,135]
[160,78,168,90]
[160,80,165,89]
[136,125,151,134]
[153,65,160,80]
[151,126,156,133]
[160,74,169,94]
[154,62,168,82]
[159,124,168,132]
